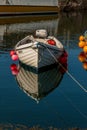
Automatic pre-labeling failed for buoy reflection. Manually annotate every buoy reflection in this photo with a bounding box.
[78,51,87,70]
[78,31,87,70]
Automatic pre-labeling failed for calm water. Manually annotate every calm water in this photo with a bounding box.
[0,11,87,129]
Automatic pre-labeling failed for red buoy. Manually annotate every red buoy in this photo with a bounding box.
[11,54,18,61]
[59,56,67,64]
[63,51,68,57]
[10,64,17,70]
[10,64,19,75]
[47,39,56,45]
[11,69,19,75]
[10,50,15,56]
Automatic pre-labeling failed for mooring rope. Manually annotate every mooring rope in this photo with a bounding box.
[40,43,87,93]
[42,44,87,121]
[43,99,70,127]
[59,89,87,120]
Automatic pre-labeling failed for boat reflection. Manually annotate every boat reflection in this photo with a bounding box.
[78,51,87,70]
[10,51,67,102]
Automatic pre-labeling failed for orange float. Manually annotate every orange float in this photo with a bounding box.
[83,45,87,53]
[79,35,85,41]
[78,41,86,48]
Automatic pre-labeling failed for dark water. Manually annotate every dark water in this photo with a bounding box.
[0,11,87,129]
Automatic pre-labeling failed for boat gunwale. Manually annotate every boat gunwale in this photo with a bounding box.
[15,42,64,52]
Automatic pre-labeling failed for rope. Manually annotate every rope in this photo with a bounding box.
[59,89,87,120]
[41,43,87,120]
[43,100,69,127]
[31,42,87,123]
[38,43,87,93]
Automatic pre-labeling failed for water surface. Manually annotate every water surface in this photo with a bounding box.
[0,12,87,129]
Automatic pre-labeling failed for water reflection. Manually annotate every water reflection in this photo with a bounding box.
[0,14,59,51]
[78,31,87,70]
[10,51,67,102]
[0,12,87,51]
[0,12,87,128]
[78,51,87,70]
[0,123,66,130]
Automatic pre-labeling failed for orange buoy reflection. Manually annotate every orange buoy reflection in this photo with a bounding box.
[78,52,86,62]
[83,61,87,70]
[78,33,87,70]
[78,51,87,70]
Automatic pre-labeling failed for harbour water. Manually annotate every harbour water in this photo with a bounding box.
[0,11,87,129]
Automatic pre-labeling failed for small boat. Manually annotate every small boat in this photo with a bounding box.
[15,29,64,70]
[0,5,59,16]
[10,59,67,102]
[0,0,59,16]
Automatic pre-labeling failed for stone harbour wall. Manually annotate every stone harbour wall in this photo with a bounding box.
[58,0,87,11]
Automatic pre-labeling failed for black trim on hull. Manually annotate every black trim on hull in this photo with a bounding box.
[0,11,58,17]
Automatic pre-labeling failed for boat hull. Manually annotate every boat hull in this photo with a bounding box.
[0,5,59,15]
[16,62,63,101]
[16,44,64,69]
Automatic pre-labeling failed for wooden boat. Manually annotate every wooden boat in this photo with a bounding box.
[13,62,66,102]
[15,29,64,70]
[0,5,59,15]
[0,0,59,15]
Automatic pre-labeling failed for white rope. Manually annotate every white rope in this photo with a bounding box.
[42,44,87,93]
[45,44,87,120]
[66,71,87,92]
[59,89,87,120]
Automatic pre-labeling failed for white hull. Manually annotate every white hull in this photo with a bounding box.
[16,43,64,69]
[15,30,64,69]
